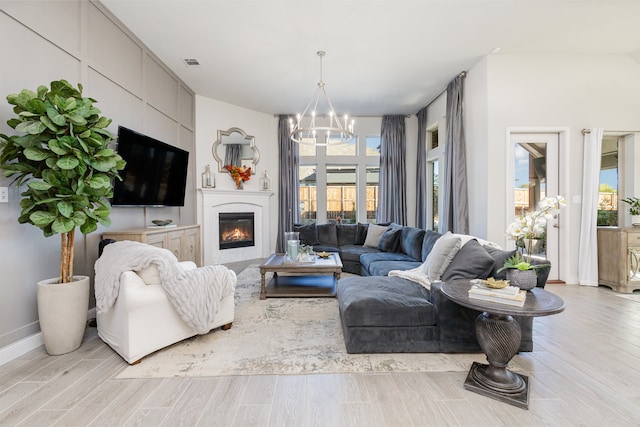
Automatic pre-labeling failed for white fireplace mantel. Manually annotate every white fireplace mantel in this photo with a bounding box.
[199,189,273,265]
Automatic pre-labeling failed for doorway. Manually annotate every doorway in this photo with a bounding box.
[509,133,560,281]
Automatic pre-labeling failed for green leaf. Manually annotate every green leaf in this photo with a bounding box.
[88,174,111,189]
[94,116,111,129]
[51,216,75,234]
[63,97,77,111]
[27,181,53,191]
[15,120,46,135]
[24,147,49,161]
[66,114,87,126]
[29,210,56,226]
[57,201,73,218]
[36,85,48,98]
[48,138,67,155]
[80,218,97,234]
[40,115,58,132]
[46,107,66,126]
[56,156,80,170]
[25,98,46,114]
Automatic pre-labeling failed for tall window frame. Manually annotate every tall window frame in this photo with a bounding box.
[299,134,380,224]
[427,124,444,232]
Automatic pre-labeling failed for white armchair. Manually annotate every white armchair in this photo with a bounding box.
[96,261,235,364]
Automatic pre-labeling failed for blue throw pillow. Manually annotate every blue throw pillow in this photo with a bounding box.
[377,227,402,252]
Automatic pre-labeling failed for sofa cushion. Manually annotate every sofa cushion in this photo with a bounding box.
[377,226,402,252]
[421,229,443,261]
[423,232,462,281]
[293,224,320,246]
[360,251,417,271]
[368,260,423,276]
[316,223,338,246]
[483,246,518,281]
[441,239,495,282]
[400,227,427,261]
[337,276,436,327]
[363,224,388,248]
[337,224,358,246]
[340,245,380,263]
[355,223,369,245]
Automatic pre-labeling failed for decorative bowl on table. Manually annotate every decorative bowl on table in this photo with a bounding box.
[152,219,173,226]
[480,278,510,289]
[317,251,330,259]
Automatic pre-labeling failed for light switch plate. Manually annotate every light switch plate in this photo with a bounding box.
[0,187,7,203]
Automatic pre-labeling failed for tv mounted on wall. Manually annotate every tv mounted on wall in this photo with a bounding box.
[112,126,189,207]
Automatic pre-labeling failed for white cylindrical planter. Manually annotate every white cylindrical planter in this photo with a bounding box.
[632,215,640,227]
[37,275,90,356]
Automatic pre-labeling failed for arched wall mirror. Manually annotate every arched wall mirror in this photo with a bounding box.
[212,127,260,174]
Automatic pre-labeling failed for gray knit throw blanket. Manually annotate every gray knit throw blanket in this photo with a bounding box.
[95,240,236,334]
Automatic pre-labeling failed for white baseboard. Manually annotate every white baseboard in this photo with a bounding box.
[0,307,98,367]
[0,333,44,367]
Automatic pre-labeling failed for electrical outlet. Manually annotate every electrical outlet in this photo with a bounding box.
[0,187,8,203]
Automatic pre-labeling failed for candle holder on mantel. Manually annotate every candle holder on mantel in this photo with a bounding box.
[260,170,272,191]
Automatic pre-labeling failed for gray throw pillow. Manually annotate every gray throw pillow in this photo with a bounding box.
[424,232,462,281]
[363,224,388,248]
[441,240,495,281]
[483,246,518,280]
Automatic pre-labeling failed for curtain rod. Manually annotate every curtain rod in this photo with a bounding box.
[422,71,467,111]
[582,128,639,135]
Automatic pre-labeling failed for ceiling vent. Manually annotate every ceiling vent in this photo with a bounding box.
[182,58,200,66]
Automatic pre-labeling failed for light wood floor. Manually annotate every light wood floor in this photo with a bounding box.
[1,263,639,426]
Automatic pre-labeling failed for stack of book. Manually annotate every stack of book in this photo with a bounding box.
[468,283,527,307]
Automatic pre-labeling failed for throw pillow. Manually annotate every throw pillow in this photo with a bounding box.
[293,224,320,246]
[355,223,369,245]
[483,246,518,280]
[441,239,495,281]
[424,232,462,281]
[377,227,402,252]
[363,224,388,248]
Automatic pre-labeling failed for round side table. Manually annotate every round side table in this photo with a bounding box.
[440,280,565,409]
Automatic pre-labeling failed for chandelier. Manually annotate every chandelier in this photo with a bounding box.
[289,51,354,146]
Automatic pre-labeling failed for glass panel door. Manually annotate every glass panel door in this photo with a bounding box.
[510,133,559,280]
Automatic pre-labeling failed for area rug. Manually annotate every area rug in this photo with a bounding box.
[117,266,499,379]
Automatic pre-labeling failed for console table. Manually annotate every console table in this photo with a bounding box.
[102,224,201,266]
[597,227,640,293]
[441,281,565,409]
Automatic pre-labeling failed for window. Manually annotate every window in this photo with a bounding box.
[299,133,380,224]
[598,136,618,226]
[426,124,443,231]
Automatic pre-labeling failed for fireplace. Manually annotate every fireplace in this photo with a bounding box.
[219,212,255,250]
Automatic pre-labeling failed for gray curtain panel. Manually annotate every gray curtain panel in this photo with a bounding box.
[442,75,469,234]
[377,115,407,225]
[415,107,428,229]
[276,115,300,253]
[224,144,242,167]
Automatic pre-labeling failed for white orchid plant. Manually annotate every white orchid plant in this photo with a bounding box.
[507,195,567,256]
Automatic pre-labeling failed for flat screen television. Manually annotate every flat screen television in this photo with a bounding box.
[112,126,189,207]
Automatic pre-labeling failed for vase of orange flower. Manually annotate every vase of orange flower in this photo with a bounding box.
[224,164,252,189]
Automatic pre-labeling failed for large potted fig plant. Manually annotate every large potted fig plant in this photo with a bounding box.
[0,80,125,355]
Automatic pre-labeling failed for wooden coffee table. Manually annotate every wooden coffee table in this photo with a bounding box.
[440,280,565,409]
[259,253,343,299]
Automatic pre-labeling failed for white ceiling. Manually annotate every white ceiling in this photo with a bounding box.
[101,0,640,116]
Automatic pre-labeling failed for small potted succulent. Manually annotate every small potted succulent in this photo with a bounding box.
[497,252,550,290]
[621,197,640,226]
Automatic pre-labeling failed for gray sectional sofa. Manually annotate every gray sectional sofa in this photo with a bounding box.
[293,222,550,354]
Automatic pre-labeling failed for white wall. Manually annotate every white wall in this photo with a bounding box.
[0,1,195,353]
[465,53,640,284]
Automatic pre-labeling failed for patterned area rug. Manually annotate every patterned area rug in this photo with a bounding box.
[117,266,495,379]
